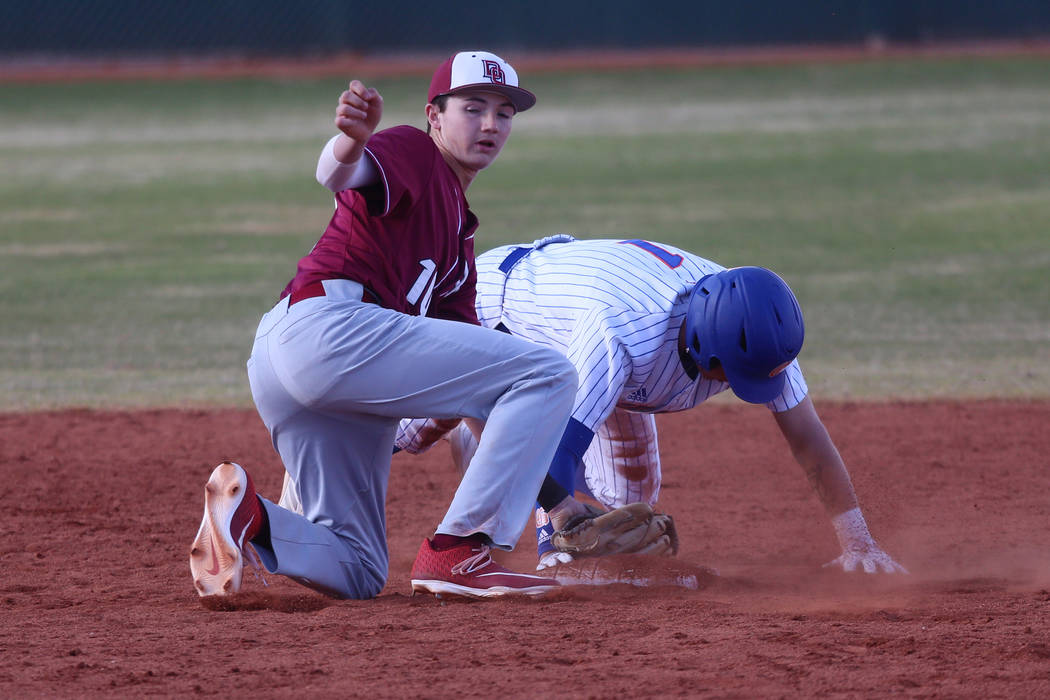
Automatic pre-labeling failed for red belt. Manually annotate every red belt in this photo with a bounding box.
[287,280,377,307]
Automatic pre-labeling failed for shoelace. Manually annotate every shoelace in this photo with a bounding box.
[450,545,493,575]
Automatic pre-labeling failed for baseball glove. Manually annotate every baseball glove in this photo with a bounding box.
[551,502,679,558]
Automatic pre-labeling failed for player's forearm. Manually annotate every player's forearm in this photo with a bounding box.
[798,449,860,516]
[332,132,366,164]
[774,397,859,516]
[316,134,378,192]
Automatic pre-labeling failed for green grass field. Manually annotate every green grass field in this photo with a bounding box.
[2,55,1048,409]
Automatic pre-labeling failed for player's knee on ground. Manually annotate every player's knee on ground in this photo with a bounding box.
[343,567,386,600]
[339,548,389,600]
[298,558,387,600]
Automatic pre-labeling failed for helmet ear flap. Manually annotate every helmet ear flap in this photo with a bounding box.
[689,333,702,356]
[684,274,717,368]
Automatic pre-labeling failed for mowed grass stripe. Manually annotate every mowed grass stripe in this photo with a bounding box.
[1,56,1048,408]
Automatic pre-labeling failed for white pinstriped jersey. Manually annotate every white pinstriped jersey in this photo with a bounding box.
[475,236,809,433]
[396,235,810,510]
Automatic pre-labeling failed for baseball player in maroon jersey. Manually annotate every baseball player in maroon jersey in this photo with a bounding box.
[190,51,583,600]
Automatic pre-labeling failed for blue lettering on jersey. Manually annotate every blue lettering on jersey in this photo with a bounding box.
[620,240,683,268]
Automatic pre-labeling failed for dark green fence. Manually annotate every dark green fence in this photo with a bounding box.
[3,1,1049,56]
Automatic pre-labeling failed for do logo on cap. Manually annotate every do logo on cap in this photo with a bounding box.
[482,60,506,85]
[428,51,537,112]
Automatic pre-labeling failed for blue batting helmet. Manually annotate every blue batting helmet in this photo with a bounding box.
[684,266,805,404]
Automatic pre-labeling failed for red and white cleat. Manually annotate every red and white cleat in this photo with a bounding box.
[410,538,560,599]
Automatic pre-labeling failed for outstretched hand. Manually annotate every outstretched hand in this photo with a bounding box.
[335,80,383,143]
[824,543,908,574]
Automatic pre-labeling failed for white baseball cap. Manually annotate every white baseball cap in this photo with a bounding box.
[428,51,536,112]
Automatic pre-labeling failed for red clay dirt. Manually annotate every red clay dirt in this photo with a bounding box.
[3,400,1050,698]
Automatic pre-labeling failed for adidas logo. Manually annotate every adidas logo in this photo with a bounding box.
[626,387,648,403]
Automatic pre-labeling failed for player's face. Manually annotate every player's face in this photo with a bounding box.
[428,91,515,175]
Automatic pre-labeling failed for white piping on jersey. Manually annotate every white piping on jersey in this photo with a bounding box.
[362,145,390,216]
[433,189,467,298]
[440,258,471,298]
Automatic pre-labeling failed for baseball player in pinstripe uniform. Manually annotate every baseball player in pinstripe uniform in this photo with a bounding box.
[393,235,907,575]
[191,52,586,601]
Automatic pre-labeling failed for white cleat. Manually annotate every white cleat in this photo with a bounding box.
[189,461,261,597]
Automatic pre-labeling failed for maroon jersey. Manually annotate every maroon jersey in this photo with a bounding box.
[282,125,479,324]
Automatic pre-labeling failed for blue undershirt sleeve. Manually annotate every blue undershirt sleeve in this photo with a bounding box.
[547,417,594,495]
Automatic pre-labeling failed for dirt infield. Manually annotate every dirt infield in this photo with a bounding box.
[3,400,1050,697]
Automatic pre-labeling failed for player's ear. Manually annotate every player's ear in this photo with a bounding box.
[425,103,441,133]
